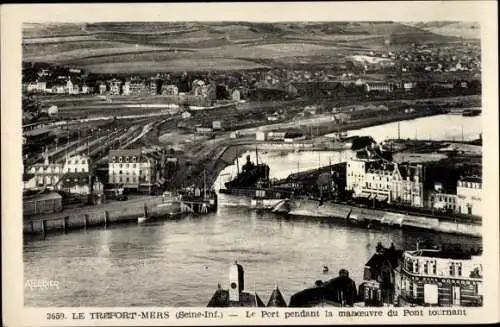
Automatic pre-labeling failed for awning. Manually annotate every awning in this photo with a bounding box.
[357,192,371,199]
[376,195,388,202]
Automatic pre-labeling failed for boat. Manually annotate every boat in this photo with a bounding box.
[462,109,481,117]
[137,216,150,224]
[219,147,271,196]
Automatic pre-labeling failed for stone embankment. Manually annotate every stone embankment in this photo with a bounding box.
[24,196,178,235]
[271,199,482,237]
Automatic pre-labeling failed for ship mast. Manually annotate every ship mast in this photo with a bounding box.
[203,167,207,201]
[255,146,259,166]
[236,156,240,175]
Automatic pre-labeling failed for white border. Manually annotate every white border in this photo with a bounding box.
[2,2,499,326]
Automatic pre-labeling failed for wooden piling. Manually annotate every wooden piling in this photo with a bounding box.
[104,211,109,227]
[42,219,47,235]
[144,203,148,218]
[31,221,35,234]
[64,216,69,233]
[84,214,89,230]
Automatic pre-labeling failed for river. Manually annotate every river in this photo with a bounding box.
[326,113,482,143]
[23,113,482,307]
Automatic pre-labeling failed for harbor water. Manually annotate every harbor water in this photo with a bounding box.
[24,114,482,307]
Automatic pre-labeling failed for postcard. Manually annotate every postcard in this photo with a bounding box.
[2,1,499,326]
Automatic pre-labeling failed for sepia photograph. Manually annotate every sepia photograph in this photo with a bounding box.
[2,1,499,326]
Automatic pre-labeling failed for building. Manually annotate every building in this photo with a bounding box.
[231,89,241,101]
[365,81,395,93]
[28,152,64,189]
[148,79,158,95]
[395,248,483,307]
[181,111,192,119]
[125,80,147,96]
[162,84,179,96]
[391,163,424,208]
[23,192,62,216]
[358,243,402,306]
[346,158,392,202]
[456,176,482,216]
[212,120,222,131]
[63,155,90,173]
[108,79,122,95]
[99,83,107,95]
[81,85,90,94]
[55,172,103,195]
[108,149,156,191]
[346,158,424,207]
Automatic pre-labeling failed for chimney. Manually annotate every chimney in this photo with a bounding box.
[229,261,244,302]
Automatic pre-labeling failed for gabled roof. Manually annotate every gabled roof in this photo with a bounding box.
[267,287,287,307]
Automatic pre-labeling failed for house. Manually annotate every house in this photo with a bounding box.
[346,158,424,207]
[395,248,483,307]
[99,83,107,95]
[28,151,64,189]
[162,84,179,96]
[358,243,402,306]
[63,154,90,173]
[456,176,482,216]
[81,85,90,94]
[108,79,122,95]
[256,131,266,141]
[212,120,222,131]
[55,172,104,195]
[181,111,192,119]
[65,79,74,94]
[231,89,241,101]
[284,132,305,143]
[108,149,156,192]
[365,81,395,93]
[149,79,158,95]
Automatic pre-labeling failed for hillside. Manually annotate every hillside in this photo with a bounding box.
[403,22,480,40]
[23,21,461,73]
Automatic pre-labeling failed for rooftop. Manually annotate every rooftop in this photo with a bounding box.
[460,176,482,184]
[23,192,62,202]
[407,249,474,260]
[109,149,142,158]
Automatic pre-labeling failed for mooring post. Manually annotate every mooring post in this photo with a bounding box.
[42,219,47,235]
[31,221,35,234]
[144,203,148,218]
[64,216,69,233]
[104,211,109,227]
[84,214,89,230]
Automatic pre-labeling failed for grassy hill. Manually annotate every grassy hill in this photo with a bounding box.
[23,21,461,73]
[403,22,480,40]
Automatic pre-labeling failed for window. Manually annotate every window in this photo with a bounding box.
[457,263,462,276]
[119,164,123,168]
[126,164,129,168]
[119,170,123,175]
[449,263,455,276]
[424,261,429,274]
[133,164,136,168]
[119,157,122,163]
[82,160,86,164]
[414,260,419,274]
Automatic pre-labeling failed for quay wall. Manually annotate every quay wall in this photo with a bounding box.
[278,199,481,237]
[23,197,167,235]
